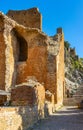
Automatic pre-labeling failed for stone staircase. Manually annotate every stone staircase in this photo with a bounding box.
[63,84,83,106]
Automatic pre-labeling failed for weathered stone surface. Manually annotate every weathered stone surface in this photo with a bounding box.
[11,80,45,108]
[7,8,42,30]
[0,106,42,130]
[0,8,64,111]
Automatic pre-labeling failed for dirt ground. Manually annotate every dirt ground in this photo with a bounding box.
[30,106,83,130]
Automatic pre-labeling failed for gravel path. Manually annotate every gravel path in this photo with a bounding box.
[31,106,83,130]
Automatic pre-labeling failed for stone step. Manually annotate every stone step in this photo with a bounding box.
[76,89,83,91]
[74,94,83,96]
[76,90,83,92]
[63,98,77,106]
[63,97,83,106]
[74,92,83,94]
[64,84,83,106]
[73,95,83,97]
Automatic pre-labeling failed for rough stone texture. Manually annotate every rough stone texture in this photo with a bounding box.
[14,28,60,105]
[0,8,65,129]
[64,84,83,106]
[7,8,42,30]
[0,15,6,90]
[4,19,16,92]
[0,106,42,130]
[0,8,64,110]
[45,90,54,103]
[11,80,45,108]
[0,13,18,93]
[0,81,45,130]
[54,28,64,106]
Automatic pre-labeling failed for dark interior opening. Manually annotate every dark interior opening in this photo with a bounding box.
[17,35,27,61]
[13,28,28,62]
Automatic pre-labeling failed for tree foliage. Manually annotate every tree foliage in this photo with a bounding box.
[64,41,71,49]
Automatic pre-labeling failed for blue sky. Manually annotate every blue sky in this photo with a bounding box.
[0,0,83,58]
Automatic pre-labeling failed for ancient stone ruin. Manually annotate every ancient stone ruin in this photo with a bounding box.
[0,8,64,129]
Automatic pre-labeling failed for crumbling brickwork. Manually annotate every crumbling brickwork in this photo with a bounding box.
[11,81,45,107]
[0,8,64,110]
[55,28,64,105]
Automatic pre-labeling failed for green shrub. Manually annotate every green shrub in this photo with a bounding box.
[64,41,71,49]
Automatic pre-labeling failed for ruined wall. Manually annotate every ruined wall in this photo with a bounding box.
[0,15,6,90]
[15,28,60,104]
[11,82,45,108]
[16,31,59,94]
[11,85,34,106]
[7,8,42,30]
[0,13,21,93]
[0,82,45,130]
[55,28,64,105]
[16,32,47,86]
[0,11,64,108]
[0,106,42,130]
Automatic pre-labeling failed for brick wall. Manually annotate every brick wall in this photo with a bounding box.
[11,85,34,106]
[0,14,17,92]
[4,23,16,92]
[15,28,62,105]
[11,83,45,108]
[55,28,64,105]
[0,12,64,108]
[0,83,45,130]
